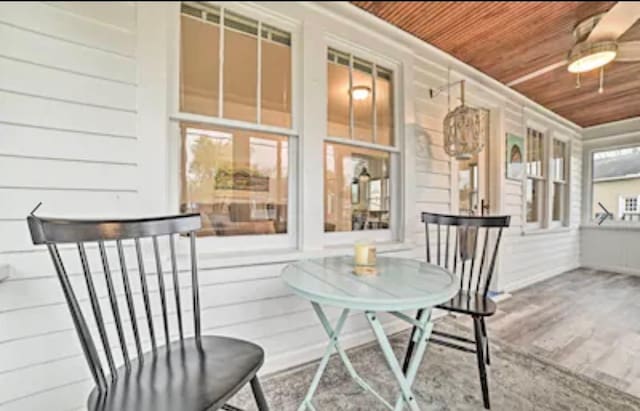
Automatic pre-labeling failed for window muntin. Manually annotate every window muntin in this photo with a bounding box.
[592,146,640,224]
[526,127,545,224]
[179,3,292,128]
[327,48,394,146]
[324,142,390,232]
[180,122,289,237]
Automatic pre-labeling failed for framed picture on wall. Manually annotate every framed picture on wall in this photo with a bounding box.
[506,133,525,180]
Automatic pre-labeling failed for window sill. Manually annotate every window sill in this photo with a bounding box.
[521,226,572,236]
[581,223,640,232]
[196,241,415,270]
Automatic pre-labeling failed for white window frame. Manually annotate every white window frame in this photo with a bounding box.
[323,36,403,245]
[167,1,302,252]
[524,121,548,230]
[549,134,570,228]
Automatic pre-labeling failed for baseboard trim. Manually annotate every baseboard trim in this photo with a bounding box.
[580,264,640,277]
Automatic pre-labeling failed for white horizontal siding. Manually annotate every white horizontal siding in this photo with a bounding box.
[0,2,141,409]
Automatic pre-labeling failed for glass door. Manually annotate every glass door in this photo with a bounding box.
[457,112,490,216]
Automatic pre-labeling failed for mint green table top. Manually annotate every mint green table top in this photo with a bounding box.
[281,256,458,311]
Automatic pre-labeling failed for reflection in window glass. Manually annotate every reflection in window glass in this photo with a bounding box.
[352,58,373,143]
[223,12,258,122]
[324,142,390,232]
[552,140,566,181]
[552,182,563,221]
[261,24,292,128]
[526,179,541,223]
[526,128,544,177]
[327,48,394,146]
[180,122,288,236]
[180,3,292,127]
[376,68,394,146]
[180,6,220,116]
[327,50,350,138]
[592,146,640,223]
[459,154,479,215]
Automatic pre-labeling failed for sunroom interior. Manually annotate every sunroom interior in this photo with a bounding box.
[1,2,640,410]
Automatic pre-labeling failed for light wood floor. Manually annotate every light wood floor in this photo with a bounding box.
[478,268,640,398]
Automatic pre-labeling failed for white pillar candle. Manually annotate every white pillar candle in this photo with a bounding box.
[354,241,376,266]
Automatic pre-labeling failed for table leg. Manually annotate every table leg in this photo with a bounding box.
[365,309,433,411]
[311,303,394,409]
[298,305,350,411]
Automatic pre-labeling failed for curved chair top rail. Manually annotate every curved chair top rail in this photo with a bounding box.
[28,213,202,244]
[422,212,510,228]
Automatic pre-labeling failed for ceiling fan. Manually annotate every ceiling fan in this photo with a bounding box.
[508,2,640,92]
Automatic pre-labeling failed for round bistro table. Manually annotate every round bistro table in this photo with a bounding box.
[281,256,458,411]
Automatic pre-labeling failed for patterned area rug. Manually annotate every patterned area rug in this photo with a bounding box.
[229,318,640,410]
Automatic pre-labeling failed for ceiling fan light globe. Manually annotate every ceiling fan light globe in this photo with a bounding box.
[567,42,618,73]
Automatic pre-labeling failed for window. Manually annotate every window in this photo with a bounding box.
[325,47,396,234]
[526,127,545,224]
[180,2,292,127]
[592,146,640,224]
[178,3,295,238]
[180,123,288,236]
[551,139,568,223]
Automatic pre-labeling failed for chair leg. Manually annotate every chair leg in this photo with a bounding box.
[480,317,490,366]
[402,309,423,374]
[250,376,269,411]
[473,316,490,409]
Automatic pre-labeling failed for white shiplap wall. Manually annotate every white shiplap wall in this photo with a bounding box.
[0,2,141,410]
[0,2,585,410]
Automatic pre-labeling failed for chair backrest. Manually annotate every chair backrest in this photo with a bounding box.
[27,213,203,392]
[422,212,510,297]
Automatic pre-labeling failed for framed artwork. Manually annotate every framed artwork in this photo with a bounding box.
[506,133,525,180]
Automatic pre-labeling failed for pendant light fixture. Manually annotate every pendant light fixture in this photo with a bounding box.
[431,74,487,160]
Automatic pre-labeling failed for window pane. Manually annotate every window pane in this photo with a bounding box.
[552,182,564,221]
[376,67,394,146]
[352,58,373,143]
[324,142,390,232]
[526,178,541,223]
[261,26,291,128]
[327,55,350,138]
[180,11,220,116]
[223,12,258,122]
[553,140,566,181]
[592,146,640,223]
[459,154,479,215]
[180,122,288,236]
[526,128,543,177]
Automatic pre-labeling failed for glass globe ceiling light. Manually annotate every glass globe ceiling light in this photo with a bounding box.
[351,85,371,101]
[567,41,618,73]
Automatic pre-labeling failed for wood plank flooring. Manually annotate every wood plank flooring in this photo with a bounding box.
[480,268,640,398]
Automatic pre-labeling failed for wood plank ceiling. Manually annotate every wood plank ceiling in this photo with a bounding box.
[352,2,640,127]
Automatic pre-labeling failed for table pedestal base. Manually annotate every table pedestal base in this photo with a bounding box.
[298,303,433,411]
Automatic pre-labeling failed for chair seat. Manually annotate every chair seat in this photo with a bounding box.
[87,336,264,411]
[437,291,496,316]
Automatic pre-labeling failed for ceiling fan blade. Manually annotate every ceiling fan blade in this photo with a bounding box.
[587,2,640,42]
[617,41,640,62]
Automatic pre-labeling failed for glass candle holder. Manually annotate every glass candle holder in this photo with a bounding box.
[354,240,377,276]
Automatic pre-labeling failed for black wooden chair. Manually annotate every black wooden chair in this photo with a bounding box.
[27,212,269,411]
[403,212,510,409]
